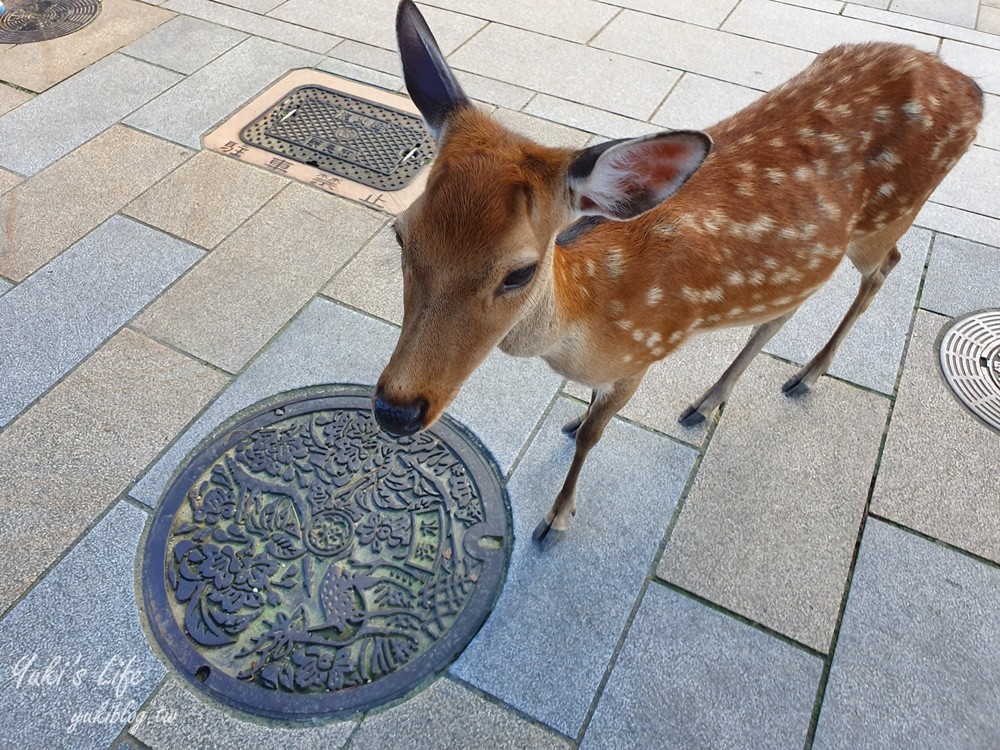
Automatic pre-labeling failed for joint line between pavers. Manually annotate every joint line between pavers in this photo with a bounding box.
[647,71,685,125]
[585,6,623,46]
[323,215,396,290]
[121,676,169,748]
[870,513,1000,571]
[124,323,234,378]
[502,383,566,483]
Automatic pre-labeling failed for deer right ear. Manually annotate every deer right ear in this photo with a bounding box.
[396,0,470,141]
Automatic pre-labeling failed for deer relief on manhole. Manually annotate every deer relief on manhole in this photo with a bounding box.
[142,388,510,720]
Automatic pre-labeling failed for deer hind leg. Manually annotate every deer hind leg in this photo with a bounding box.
[534,373,645,550]
[679,310,798,427]
[783,242,902,396]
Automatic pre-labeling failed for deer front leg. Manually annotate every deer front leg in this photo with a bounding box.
[533,373,645,550]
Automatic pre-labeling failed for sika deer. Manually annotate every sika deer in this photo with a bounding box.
[374,0,984,547]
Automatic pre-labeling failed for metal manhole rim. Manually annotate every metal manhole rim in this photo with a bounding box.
[936,308,1000,434]
[0,0,102,44]
[140,383,512,722]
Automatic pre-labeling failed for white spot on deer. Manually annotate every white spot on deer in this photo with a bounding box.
[859,131,874,148]
[818,132,849,154]
[646,286,663,306]
[680,286,700,304]
[610,300,625,315]
[927,94,941,109]
[798,126,817,140]
[817,196,841,220]
[605,248,624,279]
[873,106,891,123]
[727,306,745,318]
[794,166,812,182]
[727,271,746,287]
[585,259,597,278]
[616,319,632,331]
[623,353,633,363]
[668,330,684,344]
[632,329,645,342]
[749,304,768,314]
[801,224,818,239]
[748,270,766,286]
[651,346,665,357]
[901,100,924,121]
[930,139,946,161]
[707,313,722,323]
[764,168,785,185]
[814,161,829,177]
[646,332,662,348]
[871,149,900,168]
[831,104,853,118]
[877,182,896,198]
[736,162,756,175]
[769,137,785,148]
[778,227,798,241]
[763,258,780,271]
[772,295,795,307]
[702,287,725,303]
[771,267,804,284]
[737,182,755,197]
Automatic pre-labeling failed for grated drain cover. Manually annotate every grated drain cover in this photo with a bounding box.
[938,309,1000,433]
[142,386,510,720]
[240,85,435,192]
[0,0,100,43]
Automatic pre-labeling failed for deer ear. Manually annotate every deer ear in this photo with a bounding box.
[396,0,470,141]
[568,131,712,220]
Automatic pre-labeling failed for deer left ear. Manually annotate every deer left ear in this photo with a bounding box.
[567,131,712,221]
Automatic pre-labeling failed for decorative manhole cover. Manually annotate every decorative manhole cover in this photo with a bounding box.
[240,85,435,192]
[141,386,510,720]
[938,309,1000,433]
[0,0,101,44]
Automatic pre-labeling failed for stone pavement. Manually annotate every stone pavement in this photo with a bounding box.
[1,0,999,748]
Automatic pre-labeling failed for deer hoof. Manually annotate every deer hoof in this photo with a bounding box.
[782,376,811,397]
[561,415,583,437]
[678,405,706,427]
[532,519,565,550]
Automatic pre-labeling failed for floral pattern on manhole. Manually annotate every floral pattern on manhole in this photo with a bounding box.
[142,386,510,720]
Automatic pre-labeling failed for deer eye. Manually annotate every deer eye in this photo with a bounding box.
[500,264,537,293]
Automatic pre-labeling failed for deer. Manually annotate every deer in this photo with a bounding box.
[373,0,984,548]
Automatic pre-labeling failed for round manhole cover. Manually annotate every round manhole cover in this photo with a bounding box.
[938,309,1000,433]
[0,0,101,44]
[141,386,511,720]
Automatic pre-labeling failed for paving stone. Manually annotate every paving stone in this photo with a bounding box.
[0,329,228,611]
[523,96,660,140]
[416,0,616,42]
[780,0,845,12]
[915,201,1000,248]
[592,10,816,91]
[0,0,174,92]
[658,355,888,652]
[125,36,320,149]
[581,585,822,750]
[450,24,682,120]
[845,4,1000,51]
[871,311,1000,563]
[765,227,932,395]
[891,0,979,28]
[0,83,31,116]
[351,677,571,749]
[565,326,752,447]
[0,278,11,297]
[0,124,193,281]
[162,0,340,52]
[133,183,385,372]
[0,216,205,428]
[324,223,405,325]
[933,145,1000,219]
[978,93,1000,150]
[122,15,248,74]
[847,0,890,8]
[131,298,562,505]
[216,0,283,13]
[124,150,288,249]
[941,39,1000,95]
[0,54,181,176]
[0,166,21,195]
[317,56,404,91]
[0,503,166,749]
[130,677,355,749]
[595,0,739,27]
[269,0,484,54]
[451,398,697,736]
[722,0,938,53]
[813,519,1000,749]
[491,108,593,148]
[652,73,763,130]
[980,5,1000,34]
[920,234,1000,317]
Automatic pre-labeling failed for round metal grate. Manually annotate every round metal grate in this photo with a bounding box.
[938,309,1000,433]
[141,386,510,720]
[0,0,101,44]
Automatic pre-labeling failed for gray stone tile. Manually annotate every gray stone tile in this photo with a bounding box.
[915,201,1000,248]
[845,4,1000,50]
[216,0,283,12]
[317,56,404,92]
[125,36,320,149]
[124,150,288,250]
[565,326,752,447]
[764,227,932,395]
[523,96,660,140]
[122,15,248,74]
[593,9,816,91]
[324,224,405,325]
[0,54,181,176]
[596,0,739,27]
[351,677,571,749]
[813,519,1000,750]
[162,0,340,52]
[0,327,228,613]
[980,5,1000,34]
[0,216,205,428]
[933,145,1000,219]
[451,398,698,736]
[581,585,822,750]
[0,278,11,296]
[722,0,938,53]
[871,311,1000,563]
[941,40,1000,95]
[658,355,888,652]
[652,73,763,130]
[921,234,1000,317]
[269,0,484,55]
[0,166,21,195]
[450,23,682,120]
[491,108,593,148]
[133,183,385,372]
[0,503,165,750]
[0,124,193,281]
[130,677,355,749]
[0,83,32,116]
[325,38,398,73]
[847,0,890,8]
[416,0,616,42]
[131,298,562,505]
[781,0,845,12]
[891,0,979,28]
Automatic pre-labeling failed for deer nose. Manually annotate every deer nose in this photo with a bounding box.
[373,389,428,437]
